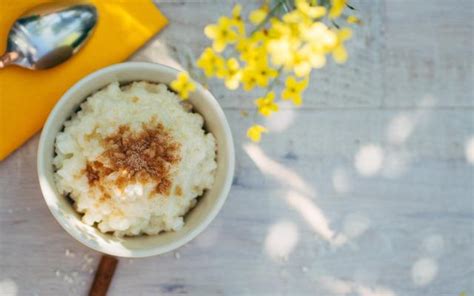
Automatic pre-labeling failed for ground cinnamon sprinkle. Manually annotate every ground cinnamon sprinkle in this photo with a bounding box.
[174,185,183,197]
[85,124,181,196]
[86,163,100,185]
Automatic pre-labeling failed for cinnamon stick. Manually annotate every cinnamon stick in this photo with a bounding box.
[88,255,118,296]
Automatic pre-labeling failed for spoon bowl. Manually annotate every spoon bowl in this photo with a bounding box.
[0,2,97,70]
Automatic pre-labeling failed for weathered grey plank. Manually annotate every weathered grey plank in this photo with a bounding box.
[1,108,473,296]
[382,0,474,108]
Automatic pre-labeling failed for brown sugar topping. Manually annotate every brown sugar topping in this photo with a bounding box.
[86,162,100,185]
[85,124,181,196]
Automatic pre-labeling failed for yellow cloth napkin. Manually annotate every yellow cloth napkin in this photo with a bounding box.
[0,0,167,160]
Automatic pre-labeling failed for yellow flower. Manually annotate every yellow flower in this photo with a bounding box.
[241,67,258,91]
[267,19,303,67]
[232,4,242,18]
[222,58,242,90]
[247,124,268,142]
[282,76,309,106]
[196,47,225,78]
[278,19,302,43]
[329,0,346,19]
[295,0,326,19]
[268,35,311,76]
[250,29,273,47]
[269,18,292,37]
[231,4,246,35]
[254,62,278,87]
[300,21,332,44]
[170,72,196,100]
[204,17,238,52]
[239,46,275,90]
[255,91,279,117]
[301,44,326,69]
[239,42,267,65]
[236,38,254,61]
[290,51,312,77]
[249,7,268,25]
[267,37,294,66]
[236,30,270,63]
[346,15,361,24]
[283,10,309,25]
[298,24,333,70]
[332,28,352,64]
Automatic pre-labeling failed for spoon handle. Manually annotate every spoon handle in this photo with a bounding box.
[0,52,19,69]
[89,255,118,296]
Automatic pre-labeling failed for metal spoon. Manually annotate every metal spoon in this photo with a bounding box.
[0,2,97,70]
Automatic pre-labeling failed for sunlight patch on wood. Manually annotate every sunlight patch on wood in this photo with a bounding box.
[264,220,299,262]
[354,144,384,177]
[0,278,18,296]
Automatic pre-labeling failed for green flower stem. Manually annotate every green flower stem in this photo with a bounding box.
[346,3,356,10]
[281,0,294,12]
[266,66,284,92]
[319,0,331,7]
[252,108,259,121]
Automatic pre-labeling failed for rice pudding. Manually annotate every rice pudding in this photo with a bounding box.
[53,81,217,236]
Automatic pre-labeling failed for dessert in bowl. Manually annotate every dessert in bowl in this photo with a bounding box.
[37,62,234,257]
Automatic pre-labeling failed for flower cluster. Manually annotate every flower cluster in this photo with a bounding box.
[171,0,359,142]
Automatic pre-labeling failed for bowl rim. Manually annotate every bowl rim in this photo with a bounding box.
[37,62,235,257]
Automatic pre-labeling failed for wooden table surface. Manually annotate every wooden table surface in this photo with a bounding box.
[1,1,473,295]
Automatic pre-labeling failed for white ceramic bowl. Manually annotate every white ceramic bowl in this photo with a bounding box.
[37,62,234,257]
